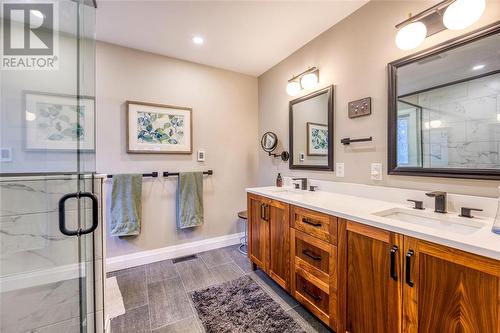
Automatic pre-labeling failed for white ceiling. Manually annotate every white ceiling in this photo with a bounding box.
[96,0,368,76]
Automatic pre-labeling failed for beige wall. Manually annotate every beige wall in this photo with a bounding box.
[258,0,500,197]
[96,42,259,257]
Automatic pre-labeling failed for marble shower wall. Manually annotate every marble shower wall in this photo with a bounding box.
[0,176,104,333]
[416,73,500,169]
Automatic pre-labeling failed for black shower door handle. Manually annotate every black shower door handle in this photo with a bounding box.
[59,192,99,236]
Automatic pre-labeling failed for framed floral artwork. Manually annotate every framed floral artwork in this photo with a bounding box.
[126,101,192,154]
[307,122,328,156]
[24,91,95,151]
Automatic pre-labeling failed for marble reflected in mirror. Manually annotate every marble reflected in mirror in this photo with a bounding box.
[289,86,333,170]
[389,24,500,179]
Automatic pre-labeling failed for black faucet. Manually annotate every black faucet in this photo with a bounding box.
[425,191,447,213]
[292,178,308,190]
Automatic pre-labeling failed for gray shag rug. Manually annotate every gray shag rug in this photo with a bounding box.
[191,275,305,333]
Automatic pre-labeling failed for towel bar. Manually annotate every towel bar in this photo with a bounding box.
[107,172,158,178]
[163,170,213,177]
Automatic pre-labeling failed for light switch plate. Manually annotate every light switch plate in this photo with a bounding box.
[197,150,206,162]
[348,97,371,118]
[336,163,345,177]
[371,163,382,180]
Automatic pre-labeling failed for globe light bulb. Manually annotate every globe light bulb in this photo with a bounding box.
[395,21,427,50]
[443,0,486,31]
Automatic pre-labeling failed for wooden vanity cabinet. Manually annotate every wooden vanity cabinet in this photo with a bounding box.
[290,206,339,329]
[247,194,290,290]
[248,193,500,333]
[340,221,403,333]
[340,222,500,333]
[248,194,268,270]
[402,236,500,333]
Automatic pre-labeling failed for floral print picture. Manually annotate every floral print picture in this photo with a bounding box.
[127,101,192,154]
[137,112,185,145]
[307,122,328,156]
[35,103,85,142]
[24,92,95,151]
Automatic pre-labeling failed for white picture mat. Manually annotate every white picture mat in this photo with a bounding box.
[127,103,192,153]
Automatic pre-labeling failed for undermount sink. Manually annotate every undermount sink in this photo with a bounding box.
[372,208,486,235]
[268,187,302,194]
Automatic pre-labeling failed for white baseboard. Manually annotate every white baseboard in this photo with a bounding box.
[106,232,245,272]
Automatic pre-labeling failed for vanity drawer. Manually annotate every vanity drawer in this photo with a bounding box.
[291,228,337,329]
[292,229,337,286]
[292,206,337,244]
[294,273,331,324]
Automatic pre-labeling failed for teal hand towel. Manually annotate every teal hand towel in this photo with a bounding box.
[177,172,203,229]
[110,174,142,236]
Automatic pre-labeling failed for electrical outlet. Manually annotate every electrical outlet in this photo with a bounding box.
[336,162,345,177]
[371,163,382,180]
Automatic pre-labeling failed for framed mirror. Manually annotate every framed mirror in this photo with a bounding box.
[289,85,334,170]
[388,22,500,180]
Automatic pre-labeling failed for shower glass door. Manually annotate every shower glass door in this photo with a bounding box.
[0,1,101,332]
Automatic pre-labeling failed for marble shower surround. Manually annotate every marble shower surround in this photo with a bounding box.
[415,74,500,169]
[0,176,104,333]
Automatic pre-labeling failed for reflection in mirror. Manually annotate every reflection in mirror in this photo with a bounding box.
[261,132,278,152]
[289,86,333,170]
[389,23,500,179]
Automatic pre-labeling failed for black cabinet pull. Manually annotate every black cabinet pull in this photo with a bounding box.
[405,250,414,287]
[261,203,265,220]
[302,287,322,301]
[390,245,398,281]
[59,192,99,237]
[266,204,270,221]
[302,250,321,261]
[302,217,322,227]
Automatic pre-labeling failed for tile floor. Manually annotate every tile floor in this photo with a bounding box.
[108,244,332,333]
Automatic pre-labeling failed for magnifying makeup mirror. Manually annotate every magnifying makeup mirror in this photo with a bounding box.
[260,131,289,161]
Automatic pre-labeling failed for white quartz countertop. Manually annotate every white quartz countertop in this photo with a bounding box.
[247,186,500,260]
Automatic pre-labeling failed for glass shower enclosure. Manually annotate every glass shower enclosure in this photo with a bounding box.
[0,1,102,332]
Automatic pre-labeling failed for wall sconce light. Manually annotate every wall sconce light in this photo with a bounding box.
[286,67,319,96]
[395,0,486,51]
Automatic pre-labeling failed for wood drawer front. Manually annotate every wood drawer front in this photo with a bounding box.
[292,230,337,289]
[296,237,330,275]
[292,206,337,244]
[295,273,330,324]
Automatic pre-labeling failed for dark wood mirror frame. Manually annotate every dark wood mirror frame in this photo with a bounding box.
[289,85,334,171]
[388,21,500,180]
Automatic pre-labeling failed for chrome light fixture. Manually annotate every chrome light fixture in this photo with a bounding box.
[286,67,319,96]
[395,0,486,51]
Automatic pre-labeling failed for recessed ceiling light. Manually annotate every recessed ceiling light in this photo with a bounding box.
[472,64,485,71]
[192,36,204,45]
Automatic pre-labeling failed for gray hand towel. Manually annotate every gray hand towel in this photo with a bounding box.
[110,174,142,236]
[177,172,204,229]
